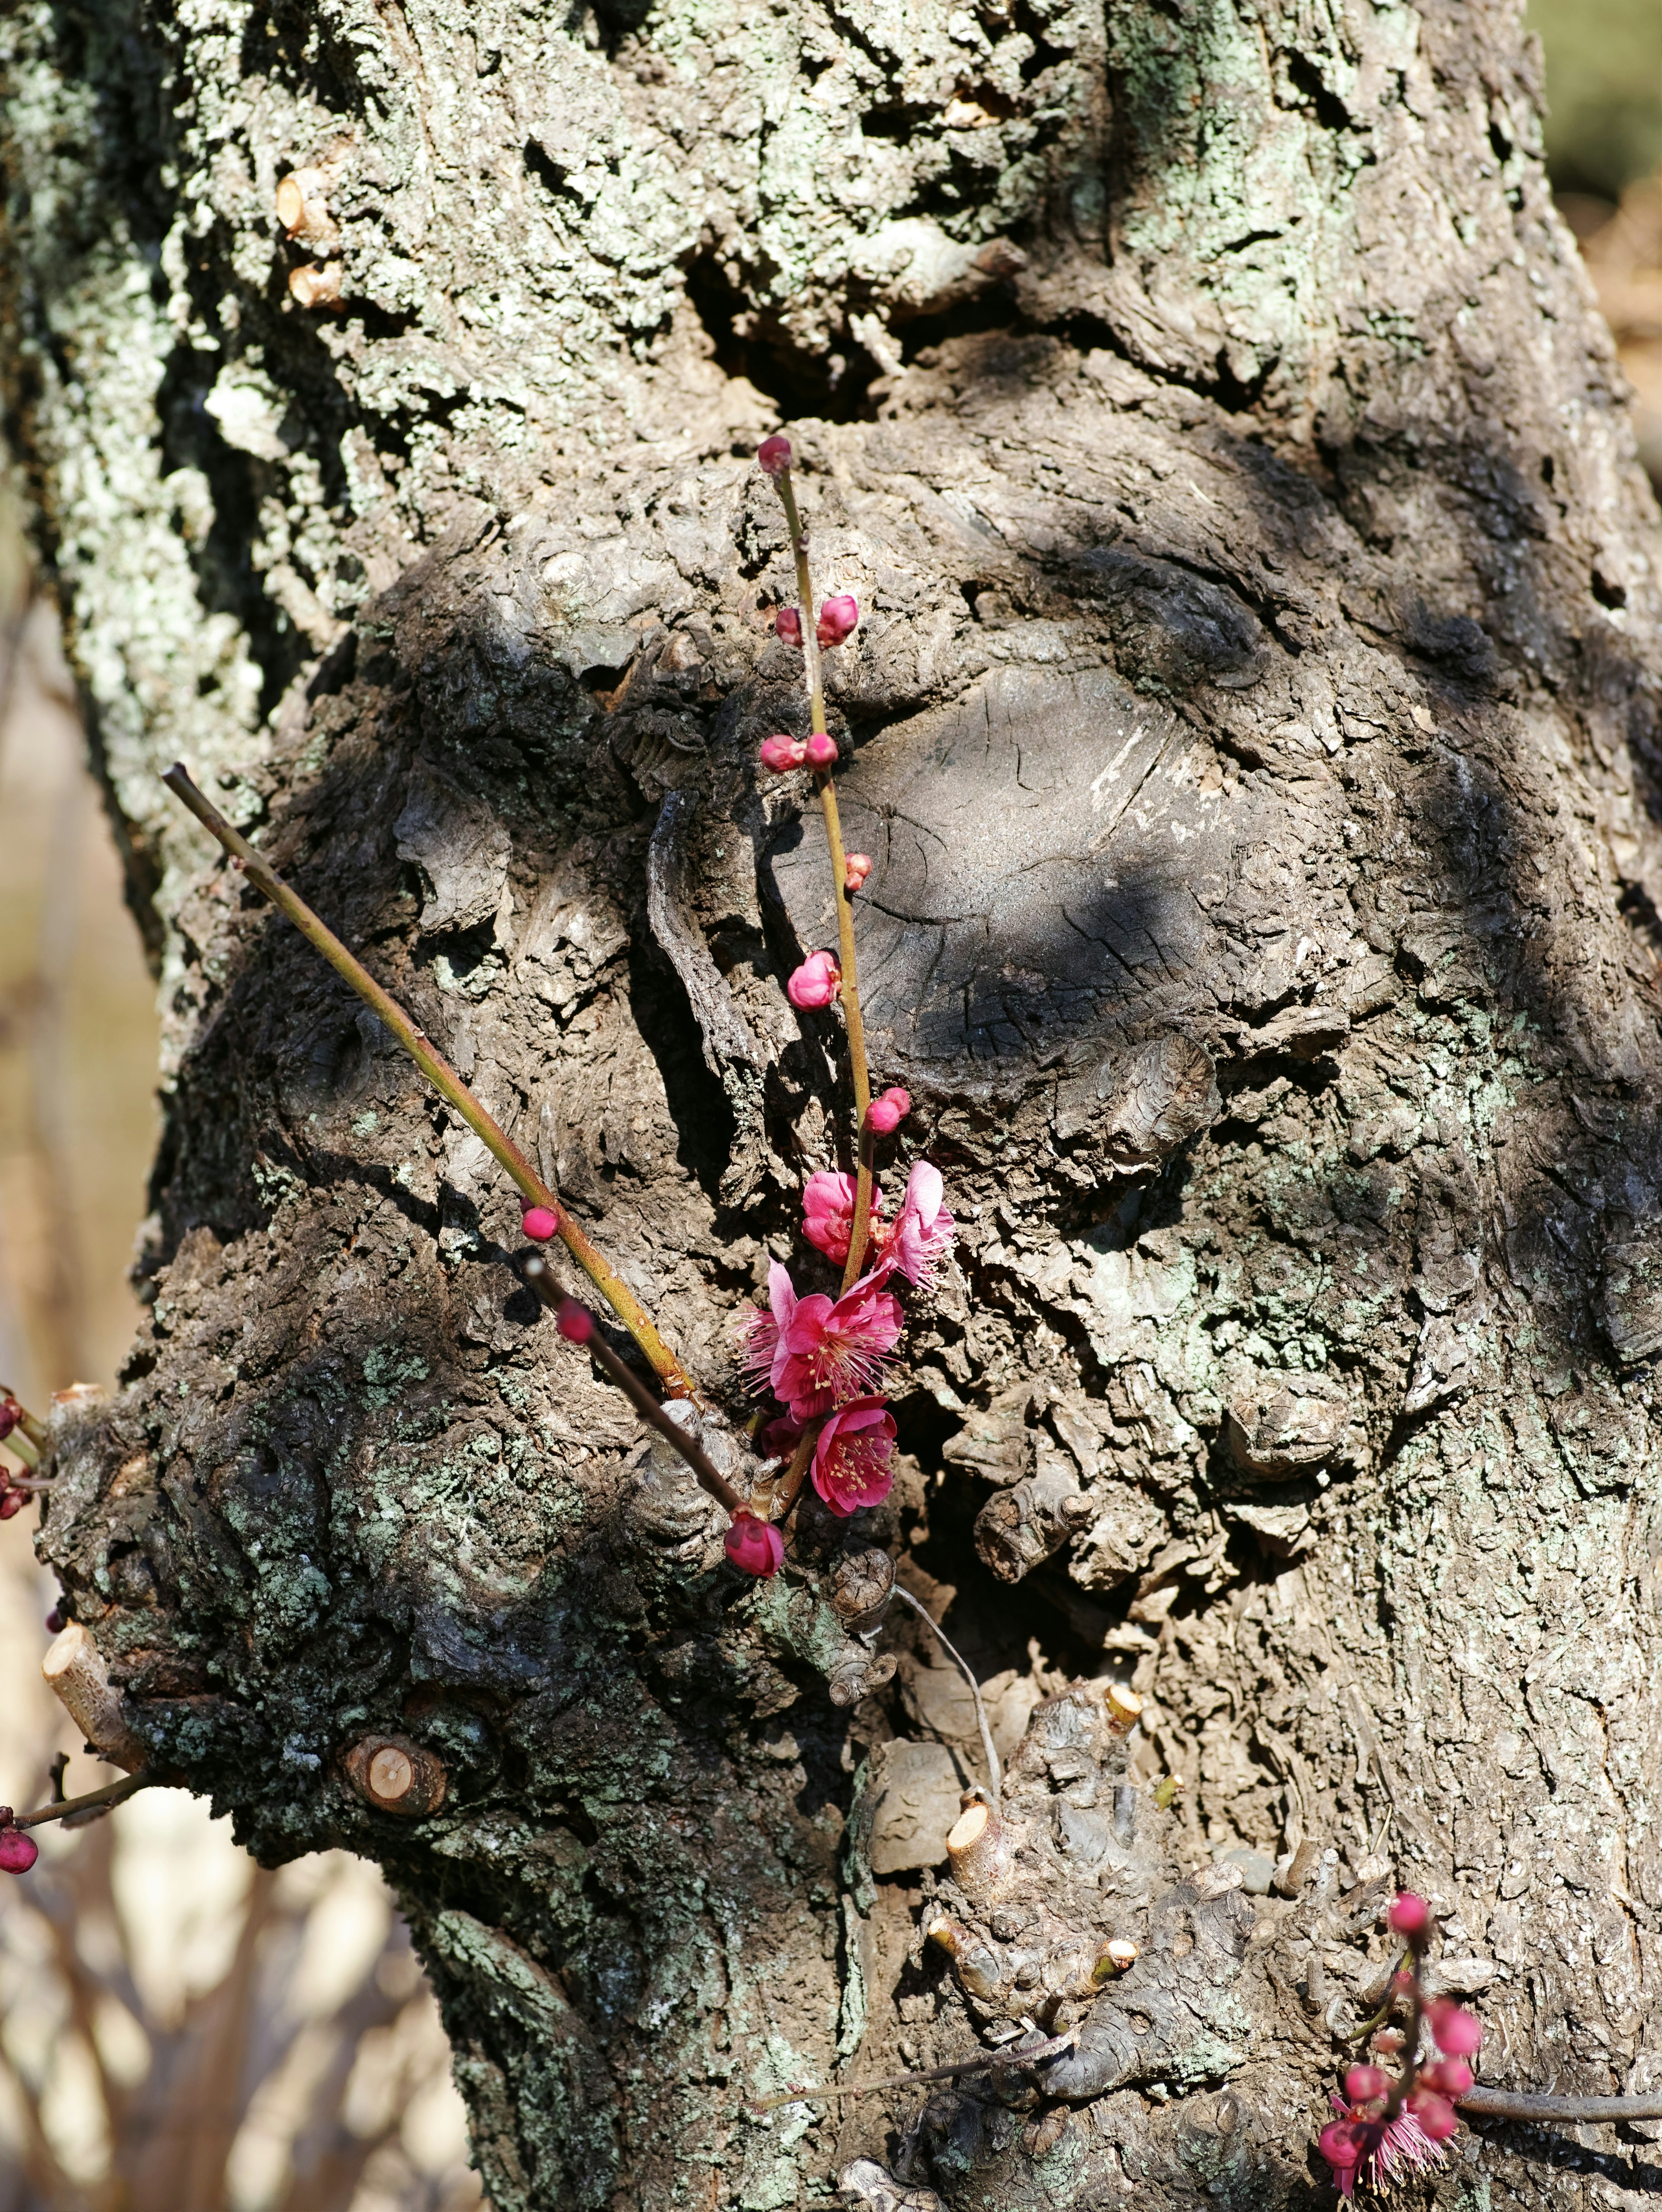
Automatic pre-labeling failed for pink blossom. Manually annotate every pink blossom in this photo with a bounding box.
[802,1170,884,1266]
[1427,1999,1483,2058]
[817,594,859,648]
[804,732,838,769]
[759,735,807,773]
[884,1159,955,1288]
[736,1260,799,1397]
[758,435,792,477]
[1319,2093,1449,2198]
[775,606,802,646]
[788,951,841,1009]
[813,1397,896,1516]
[0,1825,37,1875]
[1388,1891,1430,1938]
[865,1086,910,1135]
[774,1272,903,1419]
[725,1513,785,1576]
[522,1205,559,1242]
[845,853,872,893]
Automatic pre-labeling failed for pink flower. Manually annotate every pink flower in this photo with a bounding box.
[1388,1891,1430,1938]
[804,732,838,769]
[522,1205,559,1242]
[759,735,807,773]
[775,606,802,646]
[0,1824,37,1874]
[1319,2094,1449,2198]
[736,1260,799,1396]
[813,1397,896,1515]
[788,951,841,1009]
[802,1170,885,1266]
[758,435,792,476]
[817,594,859,648]
[1427,2000,1483,2058]
[774,1272,903,1419]
[725,1513,785,1576]
[845,853,872,894]
[883,1159,955,1288]
[865,1086,909,1135]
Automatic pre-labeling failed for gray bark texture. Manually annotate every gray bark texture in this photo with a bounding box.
[4,0,1662,2206]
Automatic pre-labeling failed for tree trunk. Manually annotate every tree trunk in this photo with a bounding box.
[5,0,1662,2205]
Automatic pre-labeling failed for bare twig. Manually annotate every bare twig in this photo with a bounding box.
[13,1770,159,1829]
[523,1260,745,1516]
[162,763,695,1399]
[1459,2086,1662,2125]
[891,1585,1001,1810]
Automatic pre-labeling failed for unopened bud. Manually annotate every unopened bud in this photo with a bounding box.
[865,1087,910,1135]
[557,1300,594,1344]
[1421,2057,1473,2098]
[787,951,842,1010]
[1426,1998,1482,2057]
[0,1492,24,1521]
[522,1205,559,1242]
[0,1826,37,1875]
[775,606,802,647]
[1406,2088,1458,2141]
[724,1512,785,1577]
[758,435,792,477]
[759,735,808,773]
[1388,1890,1430,1939]
[803,732,838,770]
[817,594,859,649]
[1344,2064,1388,2104]
[844,853,872,894]
[0,1404,16,1443]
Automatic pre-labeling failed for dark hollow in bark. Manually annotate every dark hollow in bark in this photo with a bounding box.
[5,0,1662,2207]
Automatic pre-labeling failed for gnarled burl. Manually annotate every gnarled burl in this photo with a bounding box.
[4,0,1662,2205]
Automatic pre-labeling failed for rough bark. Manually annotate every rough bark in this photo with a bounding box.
[5,0,1662,2208]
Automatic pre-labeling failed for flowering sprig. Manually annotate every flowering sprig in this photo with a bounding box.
[1317,1892,1482,2196]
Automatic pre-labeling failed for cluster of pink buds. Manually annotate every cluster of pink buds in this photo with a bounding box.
[1317,1892,1482,2197]
[773,595,860,652]
[0,1815,37,1875]
[758,732,839,775]
[844,853,872,894]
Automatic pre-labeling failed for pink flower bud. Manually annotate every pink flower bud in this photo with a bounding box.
[758,435,792,477]
[557,1300,594,1344]
[725,1512,785,1576]
[1406,2089,1458,2141]
[866,1087,911,1135]
[816,593,859,649]
[1421,2058,1473,2098]
[1388,1891,1431,1939]
[759,735,808,773]
[1371,2028,1405,2057]
[1427,2000,1482,2057]
[0,1492,24,1521]
[1344,2065,1388,2105]
[1317,2122,1362,2174]
[803,732,838,770]
[775,606,802,647]
[522,1205,559,1242]
[0,1826,37,1874]
[0,1403,16,1443]
[844,853,872,893]
[787,951,841,1009]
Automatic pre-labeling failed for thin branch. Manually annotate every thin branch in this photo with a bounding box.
[748,2029,1076,2114]
[891,1585,1001,1810]
[1459,2086,1662,2125]
[13,1769,159,1829]
[523,1260,746,1516]
[162,763,696,1399]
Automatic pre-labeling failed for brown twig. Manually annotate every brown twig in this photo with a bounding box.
[747,2029,1076,2114]
[162,763,696,1399]
[523,1258,745,1516]
[13,1770,157,1829]
[768,463,875,1282]
[1458,2086,1662,2125]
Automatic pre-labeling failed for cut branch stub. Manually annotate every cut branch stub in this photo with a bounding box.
[945,1795,1014,1900]
[42,1624,147,1773]
[343,1733,448,1817]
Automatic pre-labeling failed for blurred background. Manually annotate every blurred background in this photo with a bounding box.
[0,9,1656,2207]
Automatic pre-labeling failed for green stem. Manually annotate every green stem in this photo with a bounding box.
[771,465,876,1283]
[162,765,696,1400]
